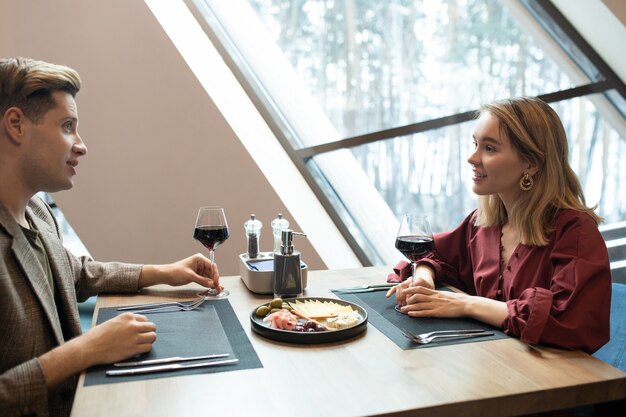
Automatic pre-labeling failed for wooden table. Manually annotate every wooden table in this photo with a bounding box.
[71,266,626,417]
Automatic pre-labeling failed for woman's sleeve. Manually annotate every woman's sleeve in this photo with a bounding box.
[503,214,611,354]
[417,212,477,293]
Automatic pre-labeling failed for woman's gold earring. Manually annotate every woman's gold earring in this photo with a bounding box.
[519,173,534,191]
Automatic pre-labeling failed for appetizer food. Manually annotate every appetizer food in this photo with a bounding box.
[255,298,362,332]
[263,309,298,330]
[326,311,361,330]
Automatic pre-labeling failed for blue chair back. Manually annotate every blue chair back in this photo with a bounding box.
[593,283,626,372]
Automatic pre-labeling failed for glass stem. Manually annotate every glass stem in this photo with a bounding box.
[411,262,417,287]
[207,249,219,296]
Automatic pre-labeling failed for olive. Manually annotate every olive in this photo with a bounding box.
[303,320,317,330]
[255,305,270,317]
[269,298,283,309]
[269,308,282,314]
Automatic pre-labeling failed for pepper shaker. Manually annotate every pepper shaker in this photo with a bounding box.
[244,214,262,259]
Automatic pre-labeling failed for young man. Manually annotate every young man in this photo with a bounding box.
[0,57,222,417]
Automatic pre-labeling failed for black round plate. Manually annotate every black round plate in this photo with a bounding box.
[250,297,368,344]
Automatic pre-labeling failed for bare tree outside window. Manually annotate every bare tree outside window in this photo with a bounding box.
[248,0,625,234]
[189,0,626,263]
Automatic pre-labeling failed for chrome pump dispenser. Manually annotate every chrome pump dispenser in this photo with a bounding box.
[271,213,290,253]
[244,214,262,259]
[273,229,306,298]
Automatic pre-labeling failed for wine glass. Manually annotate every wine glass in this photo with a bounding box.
[194,206,230,299]
[395,214,434,288]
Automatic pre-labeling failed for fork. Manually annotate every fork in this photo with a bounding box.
[117,298,203,312]
[128,298,206,314]
[403,330,494,344]
[402,328,487,340]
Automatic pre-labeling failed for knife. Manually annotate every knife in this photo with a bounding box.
[332,283,395,291]
[113,353,229,367]
[106,358,239,376]
[332,286,393,294]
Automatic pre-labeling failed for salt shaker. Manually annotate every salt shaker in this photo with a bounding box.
[270,213,289,253]
[244,214,262,258]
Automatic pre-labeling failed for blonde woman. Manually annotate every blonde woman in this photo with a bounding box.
[388,97,611,354]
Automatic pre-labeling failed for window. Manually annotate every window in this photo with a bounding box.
[184,0,626,265]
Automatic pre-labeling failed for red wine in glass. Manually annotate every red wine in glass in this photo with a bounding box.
[395,236,434,262]
[194,207,230,299]
[193,226,230,251]
[395,214,434,288]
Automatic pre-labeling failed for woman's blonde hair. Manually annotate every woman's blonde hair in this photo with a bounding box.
[0,57,81,123]
[474,97,600,246]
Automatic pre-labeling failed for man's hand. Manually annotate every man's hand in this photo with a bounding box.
[81,313,157,364]
[38,313,156,388]
[138,253,221,291]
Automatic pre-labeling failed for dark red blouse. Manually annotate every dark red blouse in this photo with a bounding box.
[419,209,611,354]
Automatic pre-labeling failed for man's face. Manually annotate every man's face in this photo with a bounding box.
[21,91,87,193]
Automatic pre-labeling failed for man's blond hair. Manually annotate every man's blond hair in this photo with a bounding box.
[0,57,81,123]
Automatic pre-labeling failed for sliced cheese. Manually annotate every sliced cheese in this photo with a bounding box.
[288,299,355,317]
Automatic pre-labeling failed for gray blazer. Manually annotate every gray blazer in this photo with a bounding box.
[0,196,142,417]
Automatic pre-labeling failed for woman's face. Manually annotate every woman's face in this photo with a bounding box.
[468,111,531,208]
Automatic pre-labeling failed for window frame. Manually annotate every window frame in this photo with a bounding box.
[184,0,626,265]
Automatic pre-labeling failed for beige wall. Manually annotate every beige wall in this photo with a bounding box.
[0,0,326,275]
[603,0,626,25]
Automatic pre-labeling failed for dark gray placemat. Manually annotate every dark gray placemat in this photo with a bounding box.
[84,299,262,385]
[335,290,508,349]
